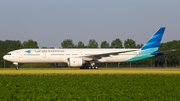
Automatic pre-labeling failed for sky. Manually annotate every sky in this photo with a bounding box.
[0,0,180,48]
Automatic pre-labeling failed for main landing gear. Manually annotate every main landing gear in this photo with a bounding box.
[13,62,19,70]
[80,66,98,69]
[80,61,98,69]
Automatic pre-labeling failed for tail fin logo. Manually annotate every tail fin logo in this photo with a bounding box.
[141,27,165,50]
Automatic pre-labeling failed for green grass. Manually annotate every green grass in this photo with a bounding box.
[0,74,180,100]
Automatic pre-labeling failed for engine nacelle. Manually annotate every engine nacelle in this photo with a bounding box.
[55,63,68,67]
[68,57,84,67]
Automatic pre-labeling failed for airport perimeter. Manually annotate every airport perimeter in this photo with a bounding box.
[1,68,180,75]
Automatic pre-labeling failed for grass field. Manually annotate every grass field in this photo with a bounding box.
[0,68,180,100]
[0,68,180,75]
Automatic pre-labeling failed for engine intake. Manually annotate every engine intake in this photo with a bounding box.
[68,57,84,67]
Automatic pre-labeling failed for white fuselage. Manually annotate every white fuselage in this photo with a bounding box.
[3,49,140,63]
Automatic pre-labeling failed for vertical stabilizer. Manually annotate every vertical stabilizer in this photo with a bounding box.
[141,27,165,54]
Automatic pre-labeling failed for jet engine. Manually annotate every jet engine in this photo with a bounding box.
[68,57,85,67]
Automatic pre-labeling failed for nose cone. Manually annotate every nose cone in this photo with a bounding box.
[3,55,9,61]
[3,55,7,60]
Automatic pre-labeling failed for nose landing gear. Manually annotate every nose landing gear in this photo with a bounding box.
[13,62,19,70]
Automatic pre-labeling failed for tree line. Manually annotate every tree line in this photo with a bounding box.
[60,39,143,48]
[0,40,38,68]
[0,39,179,68]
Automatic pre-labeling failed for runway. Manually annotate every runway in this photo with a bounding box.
[1,68,180,75]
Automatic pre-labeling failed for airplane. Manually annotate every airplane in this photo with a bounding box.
[3,27,176,70]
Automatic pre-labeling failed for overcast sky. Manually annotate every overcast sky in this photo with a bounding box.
[0,0,180,48]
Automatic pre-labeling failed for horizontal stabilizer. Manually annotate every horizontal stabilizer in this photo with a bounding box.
[150,49,177,55]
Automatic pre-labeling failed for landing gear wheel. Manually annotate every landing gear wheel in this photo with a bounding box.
[13,62,19,70]
[16,66,19,70]
[79,65,98,69]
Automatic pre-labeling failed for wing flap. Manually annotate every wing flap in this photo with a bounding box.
[82,50,137,61]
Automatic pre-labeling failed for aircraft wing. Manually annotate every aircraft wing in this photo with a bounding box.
[150,49,177,55]
[82,50,137,61]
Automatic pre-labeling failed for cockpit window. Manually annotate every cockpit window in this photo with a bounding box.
[6,53,11,55]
